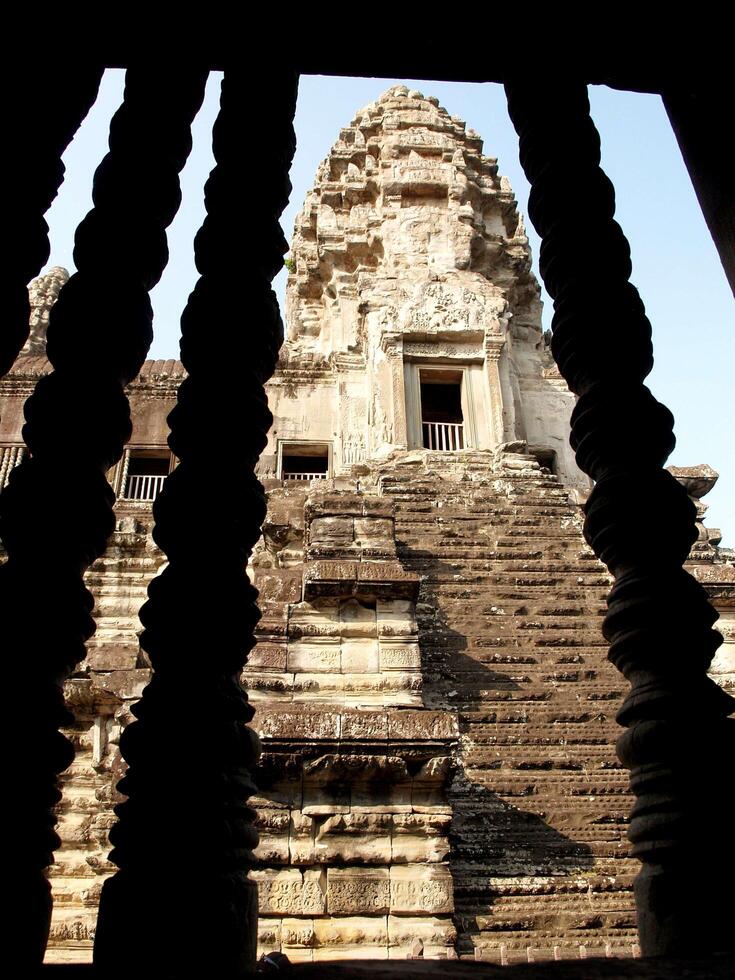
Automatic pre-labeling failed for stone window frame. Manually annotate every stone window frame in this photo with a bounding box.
[403,361,481,451]
[110,446,176,498]
[276,438,333,481]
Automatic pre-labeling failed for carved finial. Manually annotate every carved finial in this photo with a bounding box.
[23,266,69,355]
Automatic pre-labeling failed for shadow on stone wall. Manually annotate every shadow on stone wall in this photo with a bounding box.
[409,556,597,948]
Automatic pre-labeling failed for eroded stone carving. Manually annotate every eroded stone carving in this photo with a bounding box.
[24,266,69,356]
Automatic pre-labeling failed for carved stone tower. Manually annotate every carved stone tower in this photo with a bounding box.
[260,85,584,487]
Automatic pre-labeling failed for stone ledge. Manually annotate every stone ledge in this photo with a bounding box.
[304,561,420,601]
[35,953,735,977]
[254,707,457,744]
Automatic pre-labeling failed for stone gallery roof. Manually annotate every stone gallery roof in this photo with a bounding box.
[135,358,186,381]
[7,352,186,383]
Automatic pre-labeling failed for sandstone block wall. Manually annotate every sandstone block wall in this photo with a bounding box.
[245,485,457,960]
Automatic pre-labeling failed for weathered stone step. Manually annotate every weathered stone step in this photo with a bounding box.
[413,571,611,586]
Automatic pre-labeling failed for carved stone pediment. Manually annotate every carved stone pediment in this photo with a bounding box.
[403,340,485,361]
[397,277,508,336]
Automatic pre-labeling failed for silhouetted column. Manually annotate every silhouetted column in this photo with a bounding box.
[94,69,298,976]
[664,85,735,297]
[4,63,103,377]
[1,67,206,970]
[504,81,735,958]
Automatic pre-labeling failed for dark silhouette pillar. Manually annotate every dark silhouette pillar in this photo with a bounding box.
[504,81,735,958]
[663,83,735,298]
[4,63,103,376]
[94,69,298,976]
[1,67,206,970]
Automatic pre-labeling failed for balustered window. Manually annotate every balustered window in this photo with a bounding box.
[279,441,331,482]
[420,369,465,451]
[121,450,172,501]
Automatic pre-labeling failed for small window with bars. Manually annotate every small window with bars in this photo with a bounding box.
[420,369,465,451]
[279,442,330,481]
[120,450,172,501]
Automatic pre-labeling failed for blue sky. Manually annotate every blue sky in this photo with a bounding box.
[43,71,734,543]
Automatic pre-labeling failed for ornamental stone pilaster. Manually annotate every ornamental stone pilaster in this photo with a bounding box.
[379,331,407,450]
[483,335,507,447]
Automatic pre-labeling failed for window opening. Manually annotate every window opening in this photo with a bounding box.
[529,446,558,476]
[420,370,464,451]
[280,443,330,481]
[123,451,170,501]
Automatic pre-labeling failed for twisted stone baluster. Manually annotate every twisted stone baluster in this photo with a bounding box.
[1,67,207,969]
[94,69,298,976]
[505,82,734,958]
[4,63,103,377]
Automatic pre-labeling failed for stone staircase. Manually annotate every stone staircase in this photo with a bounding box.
[377,450,638,960]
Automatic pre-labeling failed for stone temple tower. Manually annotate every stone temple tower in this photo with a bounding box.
[260,85,584,487]
[1,86,732,966]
